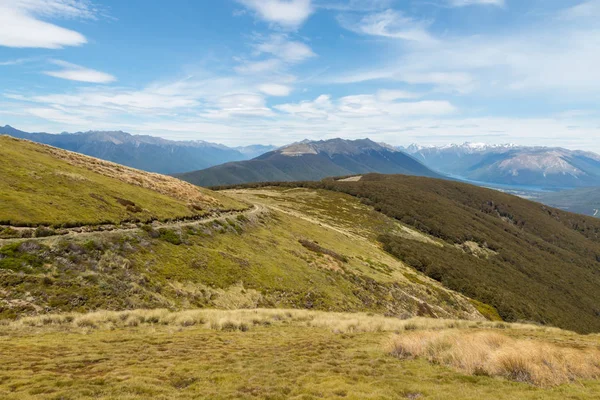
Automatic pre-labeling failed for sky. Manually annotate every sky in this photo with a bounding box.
[0,0,599,150]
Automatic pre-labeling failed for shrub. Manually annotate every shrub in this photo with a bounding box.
[299,239,348,263]
[158,228,182,245]
[0,227,19,239]
[34,227,55,238]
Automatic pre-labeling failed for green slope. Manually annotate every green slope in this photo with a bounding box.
[0,136,242,227]
[0,140,482,321]
[225,175,600,333]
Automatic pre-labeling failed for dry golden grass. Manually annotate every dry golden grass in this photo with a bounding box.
[12,136,244,211]
[2,308,558,336]
[44,145,217,206]
[388,330,600,387]
[2,309,600,399]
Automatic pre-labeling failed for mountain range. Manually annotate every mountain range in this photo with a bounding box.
[0,125,275,174]
[402,142,600,188]
[176,138,441,187]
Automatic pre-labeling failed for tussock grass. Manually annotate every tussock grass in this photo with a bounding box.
[1,309,599,399]
[4,308,558,336]
[388,330,600,387]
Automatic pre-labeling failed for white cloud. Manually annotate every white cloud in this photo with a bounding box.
[205,93,274,119]
[0,0,95,48]
[376,89,421,101]
[276,93,456,119]
[258,83,292,96]
[5,72,278,126]
[448,0,505,7]
[332,68,475,93]
[561,0,600,19]
[316,0,392,11]
[254,34,315,63]
[237,0,313,30]
[234,59,284,75]
[275,94,333,119]
[331,3,600,96]
[338,9,437,44]
[43,60,116,83]
[25,106,91,125]
[0,58,34,66]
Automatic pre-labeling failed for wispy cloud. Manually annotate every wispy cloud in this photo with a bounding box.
[276,93,456,119]
[258,83,293,96]
[0,57,36,66]
[0,0,96,48]
[253,34,315,63]
[447,0,505,7]
[561,0,600,19]
[338,9,438,44]
[237,0,313,30]
[43,60,116,83]
[316,0,392,11]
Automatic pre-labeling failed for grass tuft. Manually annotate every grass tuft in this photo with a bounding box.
[388,330,600,387]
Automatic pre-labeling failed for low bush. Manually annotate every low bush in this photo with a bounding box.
[299,239,348,263]
[158,228,182,245]
[34,227,55,238]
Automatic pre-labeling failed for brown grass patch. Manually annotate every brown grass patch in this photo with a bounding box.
[388,330,600,386]
[35,140,225,209]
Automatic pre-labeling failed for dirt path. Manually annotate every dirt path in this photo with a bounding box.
[0,205,267,245]
[224,189,367,241]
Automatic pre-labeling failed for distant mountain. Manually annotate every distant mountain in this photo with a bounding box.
[402,142,600,188]
[233,144,277,159]
[177,138,442,187]
[0,125,272,174]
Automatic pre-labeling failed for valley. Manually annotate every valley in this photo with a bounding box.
[1,137,600,398]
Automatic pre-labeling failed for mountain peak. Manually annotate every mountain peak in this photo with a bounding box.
[278,138,395,157]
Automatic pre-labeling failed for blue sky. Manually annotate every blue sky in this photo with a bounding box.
[0,0,599,150]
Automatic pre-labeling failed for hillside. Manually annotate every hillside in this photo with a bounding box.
[0,125,266,174]
[2,140,600,397]
[226,175,600,333]
[177,138,441,187]
[0,136,242,227]
[403,143,600,188]
[0,137,482,322]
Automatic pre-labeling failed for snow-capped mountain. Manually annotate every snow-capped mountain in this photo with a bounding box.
[401,142,600,188]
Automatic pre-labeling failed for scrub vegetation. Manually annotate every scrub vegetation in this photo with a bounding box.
[220,175,600,333]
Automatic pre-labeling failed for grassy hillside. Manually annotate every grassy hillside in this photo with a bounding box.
[222,175,600,333]
[1,309,599,399]
[0,140,483,320]
[0,200,481,321]
[0,136,242,227]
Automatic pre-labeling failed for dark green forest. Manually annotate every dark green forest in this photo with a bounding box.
[219,174,600,333]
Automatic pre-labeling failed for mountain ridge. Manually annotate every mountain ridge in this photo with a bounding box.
[0,125,275,174]
[402,142,600,188]
[177,138,442,187]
